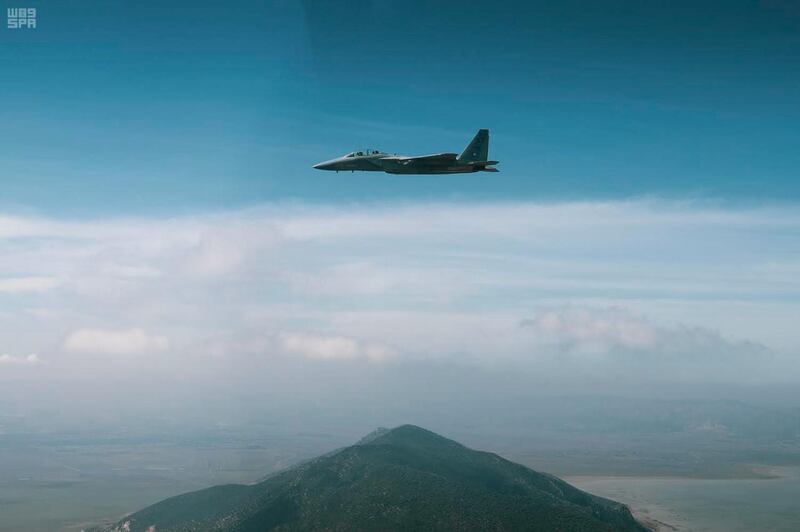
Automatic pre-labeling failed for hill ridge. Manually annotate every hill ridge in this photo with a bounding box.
[95,425,647,532]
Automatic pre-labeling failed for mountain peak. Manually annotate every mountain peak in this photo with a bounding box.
[354,426,391,445]
[360,424,462,449]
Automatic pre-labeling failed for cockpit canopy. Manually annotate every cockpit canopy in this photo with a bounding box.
[345,149,385,157]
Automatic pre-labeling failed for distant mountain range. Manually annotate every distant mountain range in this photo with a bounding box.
[94,425,646,532]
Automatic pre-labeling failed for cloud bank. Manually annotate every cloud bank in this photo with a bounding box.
[281,333,395,362]
[0,276,59,294]
[0,200,798,415]
[0,353,40,365]
[63,328,169,355]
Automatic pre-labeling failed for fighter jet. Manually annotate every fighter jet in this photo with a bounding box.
[313,129,498,174]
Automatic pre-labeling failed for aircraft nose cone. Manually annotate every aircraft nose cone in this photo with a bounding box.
[314,157,344,170]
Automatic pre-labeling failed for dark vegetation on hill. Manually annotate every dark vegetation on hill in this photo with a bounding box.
[95,425,647,532]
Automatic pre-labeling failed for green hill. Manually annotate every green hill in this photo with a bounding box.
[96,425,647,532]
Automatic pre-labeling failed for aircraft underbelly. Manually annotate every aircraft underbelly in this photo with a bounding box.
[377,159,476,174]
[384,165,478,174]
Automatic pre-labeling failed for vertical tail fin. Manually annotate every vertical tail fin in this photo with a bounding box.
[458,129,489,162]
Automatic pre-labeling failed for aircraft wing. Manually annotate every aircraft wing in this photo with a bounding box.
[384,152,459,164]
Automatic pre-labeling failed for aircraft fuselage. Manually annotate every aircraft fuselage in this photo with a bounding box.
[312,129,499,175]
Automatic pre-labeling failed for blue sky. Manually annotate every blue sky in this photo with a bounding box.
[2,0,799,216]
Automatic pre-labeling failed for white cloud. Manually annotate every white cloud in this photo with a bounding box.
[281,333,394,362]
[521,307,659,353]
[318,305,773,377]
[0,353,40,365]
[511,306,777,384]
[0,277,59,294]
[63,328,169,355]
[182,231,246,277]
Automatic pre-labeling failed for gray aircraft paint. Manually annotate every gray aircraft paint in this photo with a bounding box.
[313,129,499,175]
